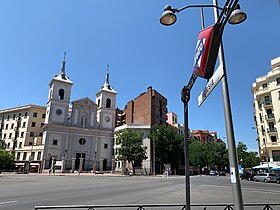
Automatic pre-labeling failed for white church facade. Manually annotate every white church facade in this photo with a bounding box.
[42,58,117,172]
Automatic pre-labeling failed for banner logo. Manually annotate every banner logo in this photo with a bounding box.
[193,37,206,68]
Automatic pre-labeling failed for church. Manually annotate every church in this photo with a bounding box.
[42,57,117,172]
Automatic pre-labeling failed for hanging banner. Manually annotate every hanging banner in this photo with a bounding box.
[193,23,223,79]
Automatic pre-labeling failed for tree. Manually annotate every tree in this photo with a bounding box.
[149,124,184,174]
[189,139,228,173]
[115,129,147,175]
[237,141,260,168]
[189,140,208,173]
[0,149,14,171]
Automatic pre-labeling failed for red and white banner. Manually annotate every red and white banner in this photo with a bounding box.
[193,23,222,79]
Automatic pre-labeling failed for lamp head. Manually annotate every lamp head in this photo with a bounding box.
[228,4,247,25]
[160,5,177,26]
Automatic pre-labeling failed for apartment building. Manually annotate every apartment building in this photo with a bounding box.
[166,112,184,135]
[252,56,280,164]
[0,105,46,172]
[192,130,218,142]
[122,86,168,126]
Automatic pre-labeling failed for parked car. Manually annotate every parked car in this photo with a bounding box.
[253,173,277,182]
[218,170,226,176]
[276,175,280,184]
[209,170,218,176]
[240,171,257,181]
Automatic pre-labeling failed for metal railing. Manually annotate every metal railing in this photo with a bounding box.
[34,203,280,210]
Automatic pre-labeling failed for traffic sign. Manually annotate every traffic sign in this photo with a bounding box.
[198,63,224,107]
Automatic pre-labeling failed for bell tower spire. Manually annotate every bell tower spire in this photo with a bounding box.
[102,64,111,90]
[60,52,67,79]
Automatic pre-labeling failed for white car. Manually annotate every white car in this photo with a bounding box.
[253,173,276,182]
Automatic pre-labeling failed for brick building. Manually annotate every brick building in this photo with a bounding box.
[119,86,168,126]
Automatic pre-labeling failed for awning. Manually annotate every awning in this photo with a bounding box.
[252,163,279,169]
[271,166,280,171]
[30,163,40,166]
[14,163,25,166]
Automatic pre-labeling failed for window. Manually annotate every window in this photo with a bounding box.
[20,132,24,137]
[79,138,86,145]
[104,144,108,149]
[13,114,16,119]
[23,122,26,127]
[41,123,44,127]
[264,95,270,102]
[33,112,37,117]
[259,113,263,122]
[23,152,27,160]
[31,122,36,127]
[5,124,8,129]
[16,152,20,160]
[30,132,34,137]
[53,139,58,145]
[262,83,268,88]
[97,99,100,107]
[277,77,280,85]
[271,136,277,142]
[3,133,6,139]
[39,132,43,137]
[272,150,280,161]
[106,98,111,108]
[19,142,22,148]
[9,133,12,139]
[24,112,27,117]
[7,115,10,120]
[11,123,14,129]
[59,89,65,100]
[37,152,42,160]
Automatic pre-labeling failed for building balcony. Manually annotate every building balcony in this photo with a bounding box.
[265,114,275,120]
[267,127,277,133]
[263,101,272,107]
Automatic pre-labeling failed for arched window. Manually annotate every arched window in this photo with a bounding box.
[59,89,65,100]
[97,99,100,107]
[106,98,111,108]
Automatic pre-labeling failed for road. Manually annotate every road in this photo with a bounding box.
[0,173,279,210]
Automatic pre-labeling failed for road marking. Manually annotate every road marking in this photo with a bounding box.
[202,185,280,194]
[0,200,18,205]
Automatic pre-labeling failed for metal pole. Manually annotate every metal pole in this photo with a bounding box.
[181,86,190,210]
[153,139,156,175]
[212,0,244,209]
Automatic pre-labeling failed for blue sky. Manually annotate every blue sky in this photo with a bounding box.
[0,1,279,152]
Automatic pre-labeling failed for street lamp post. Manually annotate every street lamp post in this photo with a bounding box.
[160,1,247,210]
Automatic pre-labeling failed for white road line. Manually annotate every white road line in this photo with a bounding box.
[0,200,18,205]
[202,184,280,194]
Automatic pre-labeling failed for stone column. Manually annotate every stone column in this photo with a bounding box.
[92,157,96,173]
[79,157,84,174]
[71,158,76,173]
[61,157,65,173]
[111,158,115,173]
[41,157,46,173]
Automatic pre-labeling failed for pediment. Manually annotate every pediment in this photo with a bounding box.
[72,97,97,107]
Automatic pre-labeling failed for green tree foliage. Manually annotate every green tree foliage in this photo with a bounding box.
[0,150,14,171]
[115,129,147,175]
[149,124,184,174]
[189,139,228,172]
[237,141,260,168]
